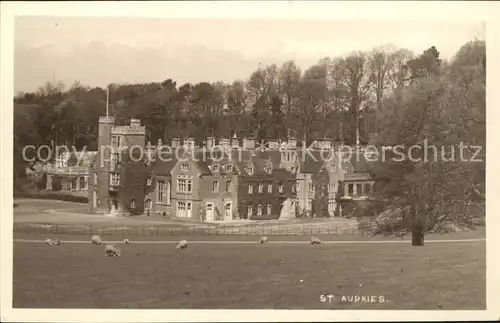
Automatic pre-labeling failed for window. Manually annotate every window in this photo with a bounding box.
[111,135,121,148]
[94,173,98,184]
[226,180,232,192]
[178,179,193,193]
[71,179,77,190]
[248,184,253,194]
[110,173,120,186]
[356,184,363,196]
[145,198,152,210]
[166,181,171,204]
[308,182,314,192]
[147,176,152,186]
[342,162,348,170]
[224,164,233,172]
[245,165,254,175]
[267,183,272,193]
[258,183,263,193]
[177,201,192,218]
[212,181,219,192]
[348,183,354,195]
[157,180,165,203]
[328,183,333,192]
[328,198,335,212]
[279,182,284,193]
[211,164,220,172]
[308,198,312,209]
[111,153,120,170]
[79,177,86,190]
[177,201,186,217]
[267,204,272,215]
[296,181,300,193]
[247,204,253,216]
[130,198,136,208]
[181,164,189,171]
[257,204,263,216]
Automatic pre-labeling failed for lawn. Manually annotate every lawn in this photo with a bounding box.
[13,239,485,309]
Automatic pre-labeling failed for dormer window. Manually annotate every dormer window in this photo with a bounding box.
[147,176,152,186]
[224,164,233,172]
[181,164,189,172]
[211,164,220,172]
[245,164,254,175]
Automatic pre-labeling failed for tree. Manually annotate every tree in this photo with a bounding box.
[369,44,484,246]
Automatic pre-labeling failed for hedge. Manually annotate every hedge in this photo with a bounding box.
[15,191,88,204]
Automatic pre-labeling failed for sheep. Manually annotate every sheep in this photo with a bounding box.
[176,240,188,249]
[310,236,323,245]
[124,238,131,244]
[259,236,269,244]
[45,238,53,247]
[91,235,102,245]
[53,238,62,246]
[104,244,121,258]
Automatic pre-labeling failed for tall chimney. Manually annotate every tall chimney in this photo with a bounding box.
[206,137,214,150]
[171,137,180,148]
[231,134,239,148]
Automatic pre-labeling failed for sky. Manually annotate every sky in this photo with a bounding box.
[14,17,485,93]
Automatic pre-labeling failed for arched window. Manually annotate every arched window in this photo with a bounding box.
[145,198,152,210]
[257,204,263,216]
[130,198,136,209]
[267,204,272,215]
[247,204,253,217]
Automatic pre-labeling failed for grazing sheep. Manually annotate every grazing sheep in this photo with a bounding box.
[124,238,131,244]
[176,240,188,249]
[104,244,121,258]
[45,238,53,247]
[91,235,102,245]
[53,238,61,246]
[259,236,269,244]
[310,236,323,245]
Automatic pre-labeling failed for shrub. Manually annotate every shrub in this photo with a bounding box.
[16,191,88,204]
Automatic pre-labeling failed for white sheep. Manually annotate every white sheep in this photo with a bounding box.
[176,240,188,249]
[45,238,53,247]
[124,238,131,244]
[104,244,121,258]
[259,236,269,244]
[310,236,323,245]
[91,235,102,245]
[53,238,62,246]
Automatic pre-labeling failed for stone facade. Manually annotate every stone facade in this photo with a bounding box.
[84,115,377,220]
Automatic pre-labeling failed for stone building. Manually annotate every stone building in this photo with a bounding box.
[87,116,146,214]
[86,115,377,220]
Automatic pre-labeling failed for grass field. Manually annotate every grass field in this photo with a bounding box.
[13,238,485,309]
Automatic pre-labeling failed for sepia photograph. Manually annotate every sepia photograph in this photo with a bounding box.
[1,1,499,322]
